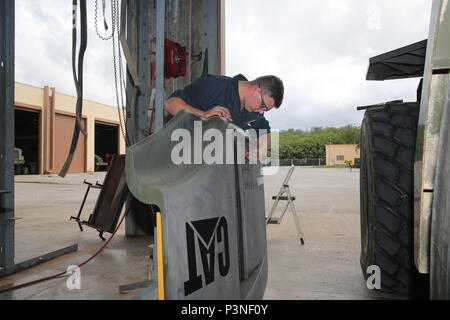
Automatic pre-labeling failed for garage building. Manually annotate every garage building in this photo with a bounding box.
[14,82,126,174]
[325,144,360,167]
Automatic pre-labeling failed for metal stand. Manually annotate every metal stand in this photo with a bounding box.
[70,180,102,234]
[70,154,129,241]
[266,166,305,245]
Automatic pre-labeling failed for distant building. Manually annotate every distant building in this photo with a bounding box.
[325,144,360,167]
[14,82,126,174]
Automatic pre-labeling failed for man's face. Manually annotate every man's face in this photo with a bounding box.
[245,87,275,114]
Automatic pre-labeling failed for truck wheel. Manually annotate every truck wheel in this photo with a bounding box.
[360,101,427,297]
[430,99,450,299]
[15,164,23,175]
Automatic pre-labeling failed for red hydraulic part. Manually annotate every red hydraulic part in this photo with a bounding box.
[164,39,187,79]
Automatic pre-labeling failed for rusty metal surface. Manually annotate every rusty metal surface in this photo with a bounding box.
[414,0,450,273]
[86,154,128,233]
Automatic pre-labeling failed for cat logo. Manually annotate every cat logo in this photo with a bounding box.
[184,217,230,296]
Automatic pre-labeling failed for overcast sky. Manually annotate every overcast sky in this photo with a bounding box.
[15,0,432,131]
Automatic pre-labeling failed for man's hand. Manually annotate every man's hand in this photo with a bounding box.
[165,98,233,122]
[203,106,233,122]
[244,133,272,163]
[245,151,260,163]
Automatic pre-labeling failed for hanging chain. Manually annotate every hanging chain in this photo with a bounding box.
[97,0,146,146]
[111,0,131,146]
[95,0,115,41]
[117,30,131,144]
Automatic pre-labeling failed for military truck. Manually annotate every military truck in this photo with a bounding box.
[14,148,25,175]
[359,0,450,299]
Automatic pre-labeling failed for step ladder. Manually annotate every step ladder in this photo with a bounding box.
[266,165,305,245]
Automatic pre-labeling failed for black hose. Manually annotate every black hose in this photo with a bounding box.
[59,0,88,177]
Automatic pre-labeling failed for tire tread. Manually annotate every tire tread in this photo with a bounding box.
[360,102,423,296]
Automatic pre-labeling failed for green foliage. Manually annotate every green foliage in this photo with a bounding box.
[278,125,361,159]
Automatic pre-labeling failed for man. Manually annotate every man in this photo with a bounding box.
[164,74,284,160]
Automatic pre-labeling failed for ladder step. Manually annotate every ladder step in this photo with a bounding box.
[266,217,281,224]
[272,196,296,201]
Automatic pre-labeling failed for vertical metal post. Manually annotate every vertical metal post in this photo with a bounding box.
[128,0,150,143]
[0,0,15,276]
[125,0,153,236]
[136,0,150,141]
[218,0,225,75]
[202,0,218,75]
[188,0,192,83]
[125,0,136,145]
[155,0,165,132]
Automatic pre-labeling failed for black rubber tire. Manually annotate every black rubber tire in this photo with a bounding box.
[430,96,450,299]
[360,101,427,298]
[15,164,23,175]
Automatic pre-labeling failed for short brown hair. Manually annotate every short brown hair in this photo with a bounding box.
[252,75,284,108]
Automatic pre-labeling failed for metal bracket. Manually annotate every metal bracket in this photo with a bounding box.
[119,279,153,293]
[356,100,404,111]
[0,244,78,278]
[131,280,157,300]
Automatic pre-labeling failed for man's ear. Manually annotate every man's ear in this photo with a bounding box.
[252,85,262,97]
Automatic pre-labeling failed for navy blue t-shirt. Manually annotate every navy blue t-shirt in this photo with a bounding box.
[169,74,270,134]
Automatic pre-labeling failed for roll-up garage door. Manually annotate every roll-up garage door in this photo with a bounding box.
[55,113,86,173]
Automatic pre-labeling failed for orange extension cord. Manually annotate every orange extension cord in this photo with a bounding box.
[0,206,130,295]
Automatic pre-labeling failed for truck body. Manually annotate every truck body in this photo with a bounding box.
[360,0,450,299]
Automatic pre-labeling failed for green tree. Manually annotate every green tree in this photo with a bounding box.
[279,125,361,159]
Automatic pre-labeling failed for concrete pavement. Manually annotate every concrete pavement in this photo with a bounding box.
[0,168,397,299]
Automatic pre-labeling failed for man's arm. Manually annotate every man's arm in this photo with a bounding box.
[258,133,271,158]
[246,133,272,163]
[164,97,233,121]
[164,97,205,117]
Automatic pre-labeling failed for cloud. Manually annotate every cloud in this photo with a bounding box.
[15,0,432,131]
[15,0,119,107]
[225,0,431,130]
